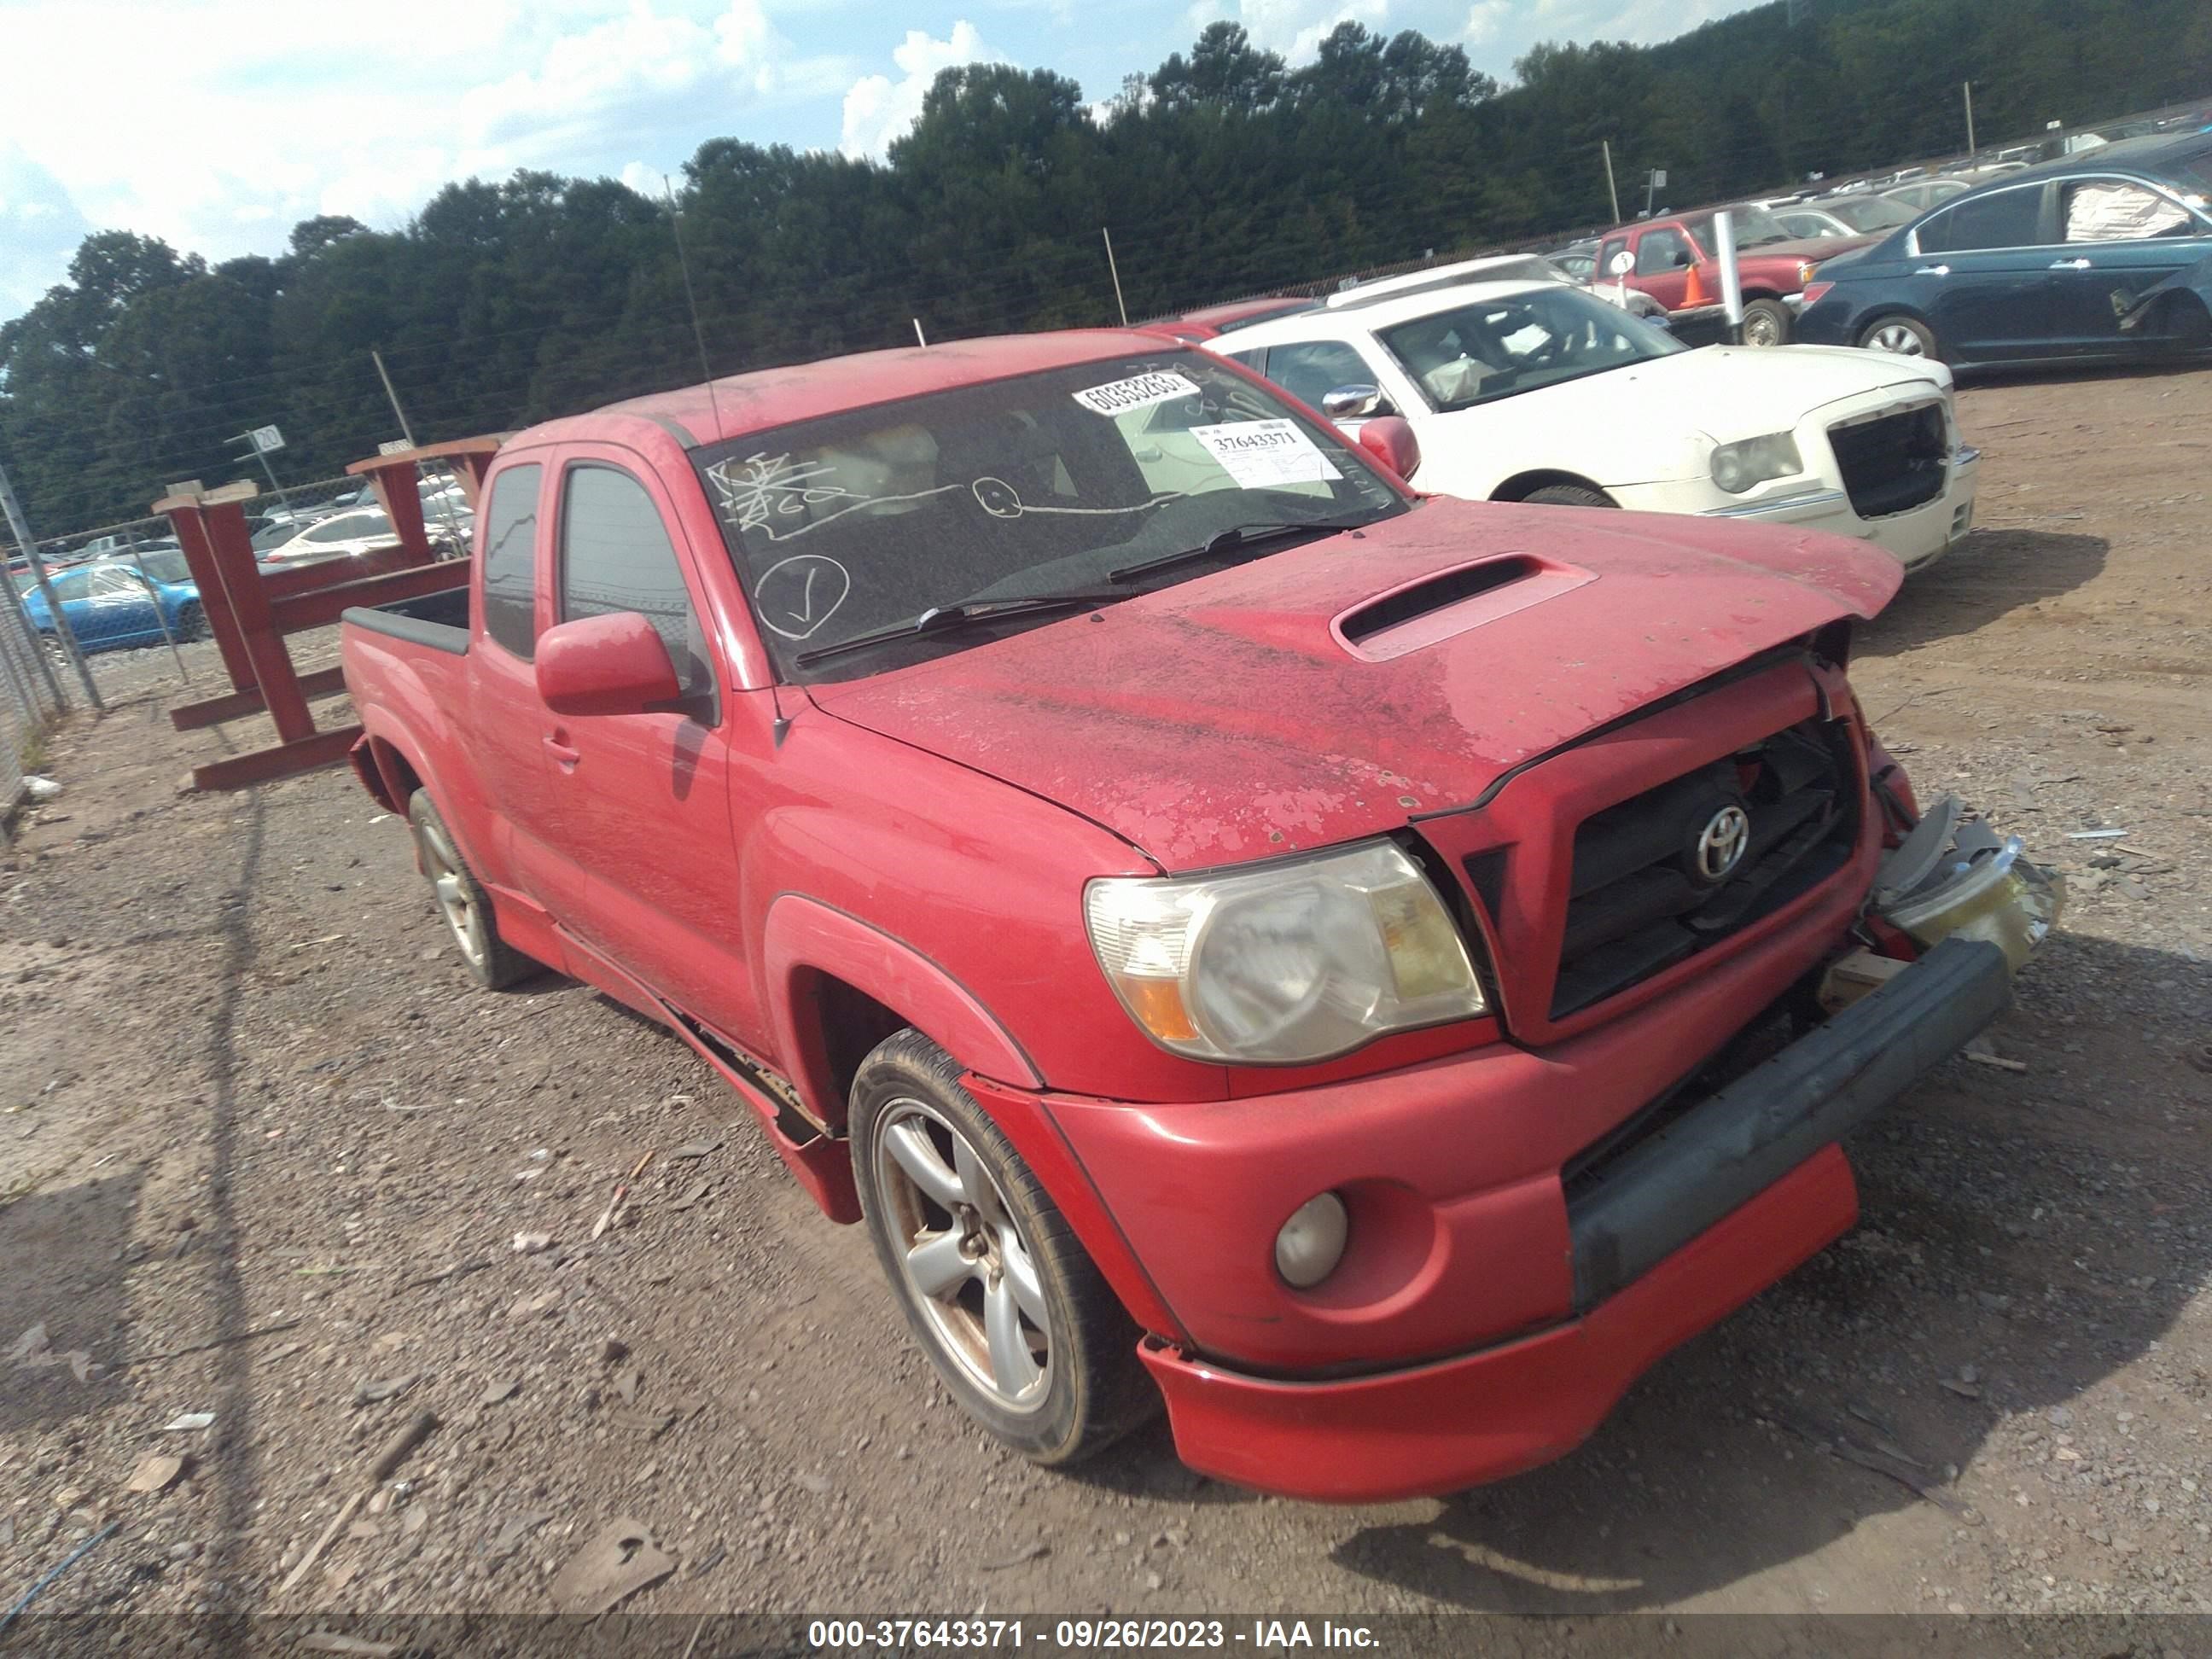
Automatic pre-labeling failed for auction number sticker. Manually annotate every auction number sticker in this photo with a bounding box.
[1190,419,1342,489]
[1072,370,1202,416]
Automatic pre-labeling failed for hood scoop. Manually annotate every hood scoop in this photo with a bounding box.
[1334,553,1598,661]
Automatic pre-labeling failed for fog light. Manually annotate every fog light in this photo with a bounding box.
[1274,1192,1349,1289]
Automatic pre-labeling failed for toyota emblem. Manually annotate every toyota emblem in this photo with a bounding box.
[1695,804,1750,882]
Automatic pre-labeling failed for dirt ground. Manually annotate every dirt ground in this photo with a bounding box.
[3,362,2209,1639]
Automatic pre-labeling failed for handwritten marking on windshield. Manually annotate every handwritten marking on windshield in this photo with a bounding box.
[753,553,853,640]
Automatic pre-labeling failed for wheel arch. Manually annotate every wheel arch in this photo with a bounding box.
[762,894,1043,1135]
[1490,469,1615,504]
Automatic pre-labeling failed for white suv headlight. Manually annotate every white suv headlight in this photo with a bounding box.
[1085,841,1486,1064]
[1709,431,1803,494]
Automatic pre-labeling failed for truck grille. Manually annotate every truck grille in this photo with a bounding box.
[1828,403,1947,519]
[1549,719,1859,1017]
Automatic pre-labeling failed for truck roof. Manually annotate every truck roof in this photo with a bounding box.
[521,329,1182,451]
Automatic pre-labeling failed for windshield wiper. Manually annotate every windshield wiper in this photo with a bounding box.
[1108,516,1370,585]
[792,589,1132,668]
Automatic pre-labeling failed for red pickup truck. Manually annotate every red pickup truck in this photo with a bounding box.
[1594,205,1878,346]
[339,331,2058,1502]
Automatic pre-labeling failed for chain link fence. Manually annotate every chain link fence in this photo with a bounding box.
[0,553,65,830]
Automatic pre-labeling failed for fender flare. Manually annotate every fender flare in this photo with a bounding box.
[357,710,487,876]
[762,894,1042,1126]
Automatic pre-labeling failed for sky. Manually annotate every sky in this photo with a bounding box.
[0,0,1758,323]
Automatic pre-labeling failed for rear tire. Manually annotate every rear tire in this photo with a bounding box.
[1857,314,1940,359]
[1521,484,1617,509]
[851,1029,1155,1465]
[174,602,207,643]
[405,789,533,990]
[1739,298,1791,347]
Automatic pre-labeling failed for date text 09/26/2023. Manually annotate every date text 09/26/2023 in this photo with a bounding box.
[808,1619,1382,1650]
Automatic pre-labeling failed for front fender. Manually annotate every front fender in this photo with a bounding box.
[761,894,1043,1129]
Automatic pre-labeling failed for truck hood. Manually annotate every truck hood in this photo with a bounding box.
[807,499,1901,870]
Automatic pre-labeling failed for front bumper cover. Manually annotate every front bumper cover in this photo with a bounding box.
[1137,935,2013,1502]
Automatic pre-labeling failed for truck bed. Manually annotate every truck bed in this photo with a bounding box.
[341,584,469,655]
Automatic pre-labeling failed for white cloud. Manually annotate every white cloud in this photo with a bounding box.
[0,0,840,317]
[1184,0,1389,64]
[1461,0,1509,46]
[839,22,1006,160]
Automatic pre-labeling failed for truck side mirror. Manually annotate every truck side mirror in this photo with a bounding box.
[1672,249,1693,269]
[535,611,682,717]
[1356,416,1421,485]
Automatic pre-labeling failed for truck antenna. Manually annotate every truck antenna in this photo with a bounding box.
[663,176,725,439]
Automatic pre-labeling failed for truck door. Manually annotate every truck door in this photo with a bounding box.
[538,446,760,1046]
[1633,226,1696,311]
[464,460,573,912]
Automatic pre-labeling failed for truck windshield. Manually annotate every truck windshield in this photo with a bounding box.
[1376,286,1683,413]
[692,351,1406,682]
[1685,206,1801,252]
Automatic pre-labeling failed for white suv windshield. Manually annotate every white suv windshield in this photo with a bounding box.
[693,352,1406,682]
[1377,287,1682,412]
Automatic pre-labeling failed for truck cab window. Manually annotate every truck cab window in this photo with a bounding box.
[478,463,542,660]
[557,463,713,700]
[1636,229,1691,275]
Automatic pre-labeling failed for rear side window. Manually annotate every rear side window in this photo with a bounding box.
[478,464,542,660]
[557,464,713,701]
[1917,186,2046,253]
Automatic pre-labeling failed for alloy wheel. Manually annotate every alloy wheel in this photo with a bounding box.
[1868,322,1928,356]
[416,818,488,966]
[875,1097,1052,1412]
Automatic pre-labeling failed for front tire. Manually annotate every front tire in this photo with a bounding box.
[1739,298,1791,347]
[405,789,533,990]
[851,1030,1154,1465]
[1521,483,1617,509]
[1858,314,1939,359]
[174,602,207,643]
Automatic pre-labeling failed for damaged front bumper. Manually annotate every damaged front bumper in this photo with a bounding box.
[1871,795,2064,974]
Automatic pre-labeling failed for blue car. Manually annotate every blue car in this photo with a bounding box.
[18,550,208,655]
[1795,131,2212,367]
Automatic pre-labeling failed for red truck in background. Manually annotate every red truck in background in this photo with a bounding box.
[338,331,2058,1503]
[1594,204,1879,346]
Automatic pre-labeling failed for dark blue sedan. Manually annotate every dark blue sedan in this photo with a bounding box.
[1795,133,2212,367]
[18,550,208,655]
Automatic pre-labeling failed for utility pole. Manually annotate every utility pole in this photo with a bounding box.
[1602,140,1621,222]
[1101,227,1129,328]
[371,349,416,448]
[1963,81,1976,154]
[0,452,95,708]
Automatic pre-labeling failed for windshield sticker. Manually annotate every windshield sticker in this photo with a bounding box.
[751,553,853,640]
[1189,420,1343,490]
[1070,370,1202,416]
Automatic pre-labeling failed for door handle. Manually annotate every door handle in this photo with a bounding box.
[1913,265,1951,276]
[544,733,580,770]
[2047,258,2092,270]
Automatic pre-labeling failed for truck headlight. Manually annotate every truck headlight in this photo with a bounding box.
[1709,432,1803,494]
[1085,841,1486,1064]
